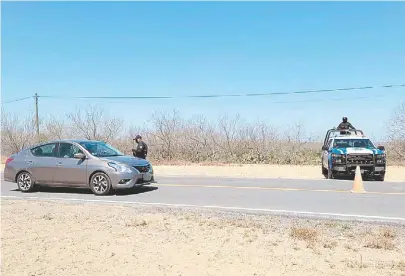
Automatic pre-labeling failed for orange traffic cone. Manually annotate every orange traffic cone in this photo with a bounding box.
[351,165,366,193]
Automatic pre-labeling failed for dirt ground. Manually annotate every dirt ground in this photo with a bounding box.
[1,199,405,276]
[154,164,405,182]
[1,163,404,182]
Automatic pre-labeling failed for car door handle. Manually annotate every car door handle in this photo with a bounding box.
[56,162,63,167]
[26,161,33,165]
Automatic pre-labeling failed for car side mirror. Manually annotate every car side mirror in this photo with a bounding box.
[322,145,328,151]
[377,145,385,151]
[74,153,86,159]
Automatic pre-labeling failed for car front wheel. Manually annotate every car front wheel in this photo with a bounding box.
[89,172,112,196]
[17,172,35,193]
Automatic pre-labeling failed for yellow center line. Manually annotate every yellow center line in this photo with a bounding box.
[156,183,347,193]
[154,183,405,196]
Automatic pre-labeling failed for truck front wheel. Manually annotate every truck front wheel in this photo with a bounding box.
[327,162,334,179]
[374,174,385,182]
[322,166,328,177]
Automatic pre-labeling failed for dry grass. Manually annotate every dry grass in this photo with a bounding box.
[323,240,338,249]
[380,227,397,239]
[345,255,369,269]
[2,199,405,276]
[290,227,319,243]
[392,260,405,271]
[364,228,397,251]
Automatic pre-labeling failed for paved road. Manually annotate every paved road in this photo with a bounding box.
[2,174,405,223]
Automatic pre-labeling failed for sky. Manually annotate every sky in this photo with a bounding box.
[1,1,405,141]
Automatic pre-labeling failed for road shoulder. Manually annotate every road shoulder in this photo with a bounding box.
[2,199,405,276]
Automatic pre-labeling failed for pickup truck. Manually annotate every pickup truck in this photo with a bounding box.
[321,128,386,181]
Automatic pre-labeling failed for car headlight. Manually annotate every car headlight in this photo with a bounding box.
[331,153,342,158]
[376,154,385,159]
[108,162,132,173]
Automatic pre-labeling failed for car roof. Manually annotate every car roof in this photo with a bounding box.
[63,139,104,143]
[30,139,105,148]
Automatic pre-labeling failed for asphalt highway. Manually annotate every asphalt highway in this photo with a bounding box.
[2,174,405,223]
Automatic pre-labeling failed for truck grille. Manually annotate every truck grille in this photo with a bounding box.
[133,165,150,173]
[346,154,373,164]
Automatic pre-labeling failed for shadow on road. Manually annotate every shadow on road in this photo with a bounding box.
[115,186,158,196]
[10,186,159,196]
[329,175,383,182]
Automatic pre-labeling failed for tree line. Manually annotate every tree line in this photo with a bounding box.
[1,102,404,165]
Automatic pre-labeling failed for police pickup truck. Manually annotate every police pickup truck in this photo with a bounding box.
[321,128,386,181]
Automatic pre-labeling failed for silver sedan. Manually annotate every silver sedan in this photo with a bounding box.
[3,139,155,195]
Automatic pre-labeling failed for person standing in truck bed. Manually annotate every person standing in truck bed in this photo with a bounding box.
[337,117,356,130]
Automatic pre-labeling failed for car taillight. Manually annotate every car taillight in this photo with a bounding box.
[5,157,13,166]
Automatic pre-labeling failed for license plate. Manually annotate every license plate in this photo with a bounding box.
[142,172,151,180]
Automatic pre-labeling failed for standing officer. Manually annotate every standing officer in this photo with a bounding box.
[132,135,148,159]
[337,117,356,130]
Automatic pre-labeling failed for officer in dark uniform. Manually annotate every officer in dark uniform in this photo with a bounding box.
[337,117,355,130]
[132,135,148,159]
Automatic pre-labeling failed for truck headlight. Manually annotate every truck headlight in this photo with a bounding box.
[108,162,132,173]
[331,153,344,163]
[375,154,386,164]
[376,154,385,159]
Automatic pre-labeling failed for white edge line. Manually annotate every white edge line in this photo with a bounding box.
[1,195,405,222]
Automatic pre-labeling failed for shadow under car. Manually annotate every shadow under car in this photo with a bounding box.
[11,185,158,195]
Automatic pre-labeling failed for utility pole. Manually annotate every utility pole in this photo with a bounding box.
[34,93,40,142]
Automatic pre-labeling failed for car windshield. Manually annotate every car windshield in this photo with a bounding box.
[79,141,124,157]
[333,139,375,148]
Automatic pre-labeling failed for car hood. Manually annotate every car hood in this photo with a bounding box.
[331,147,383,155]
[100,155,150,167]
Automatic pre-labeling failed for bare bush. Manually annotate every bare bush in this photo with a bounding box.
[150,110,183,161]
[42,117,66,140]
[66,105,123,143]
[387,101,405,163]
[1,110,36,155]
[1,105,404,166]
[144,114,325,165]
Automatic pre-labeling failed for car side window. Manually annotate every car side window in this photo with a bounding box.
[31,143,57,157]
[58,143,84,158]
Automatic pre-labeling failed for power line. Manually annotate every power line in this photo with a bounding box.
[1,83,404,104]
[39,83,405,99]
[39,92,392,105]
[1,96,33,104]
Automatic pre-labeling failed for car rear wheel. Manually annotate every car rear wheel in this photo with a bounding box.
[17,172,35,193]
[89,173,112,196]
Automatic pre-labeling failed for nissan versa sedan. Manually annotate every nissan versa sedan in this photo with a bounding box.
[3,139,155,195]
